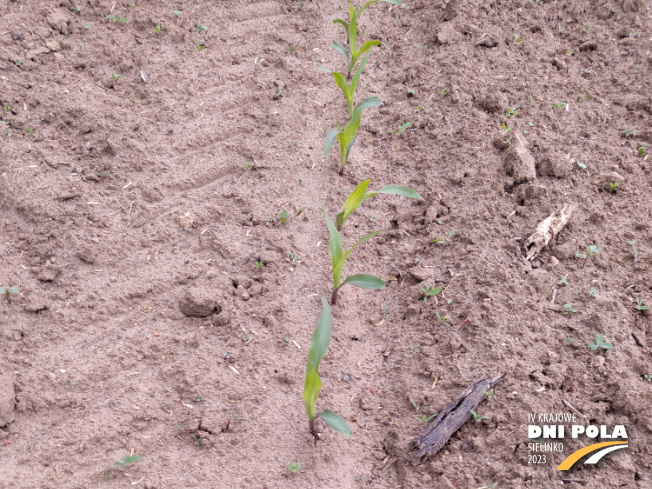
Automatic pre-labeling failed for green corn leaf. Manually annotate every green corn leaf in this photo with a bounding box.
[331,41,349,66]
[333,18,349,32]
[317,410,352,437]
[351,40,383,68]
[336,231,381,283]
[324,128,341,156]
[341,96,381,152]
[348,51,371,116]
[336,179,372,228]
[369,185,420,199]
[340,273,385,290]
[337,132,349,174]
[320,208,344,288]
[316,66,333,73]
[303,298,332,421]
[332,72,352,114]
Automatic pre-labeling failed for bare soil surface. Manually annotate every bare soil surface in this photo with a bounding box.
[1,0,651,488]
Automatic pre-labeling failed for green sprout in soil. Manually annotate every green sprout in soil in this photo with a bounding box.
[637,143,648,157]
[506,107,516,118]
[195,42,206,51]
[334,179,420,229]
[562,303,577,315]
[470,410,489,422]
[513,34,522,43]
[484,389,495,399]
[421,283,442,302]
[104,454,141,481]
[629,240,642,262]
[197,24,208,34]
[387,122,412,135]
[575,245,600,259]
[154,23,166,33]
[559,275,568,287]
[331,0,404,79]
[644,374,652,383]
[607,182,619,194]
[588,334,613,351]
[553,102,568,111]
[303,298,353,439]
[589,287,599,298]
[416,413,437,424]
[622,127,640,138]
[319,52,371,117]
[432,229,458,244]
[634,299,649,312]
[324,96,381,176]
[321,208,384,305]
[106,14,127,24]
[407,344,420,358]
[255,259,265,269]
[190,434,203,452]
[435,311,451,327]
[278,209,287,224]
[577,160,587,169]
[0,286,19,302]
[564,336,576,344]
[112,73,120,84]
[287,462,302,474]
[228,411,244,420]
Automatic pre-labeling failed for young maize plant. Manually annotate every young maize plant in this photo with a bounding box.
[332,0,405,80]
[318,52,371,117]
[321,208,385,305]
[303,298,353,439]
[324,96,381,176]
[335,179,420,229]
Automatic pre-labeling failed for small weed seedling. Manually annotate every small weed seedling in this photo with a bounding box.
[255,259,265,269]
[470,410,489,422]
[334,179,419,229]
[608,181,619,194]
[589,287,599,298]
[190,434,203,452]
[318,51,371,117]
[575,245,600,259]
[564,336,576,344]
[559,275,568,287]
[634,299,649,312]
[407,344,420,358]
[387,122,412,136]
[321,208,384,304]
[287,462,302,474]
[106,14,127,24]
[416,413,437,424]
[432,229,459,244]
[331,0,404,79]
[154,23,166,33]
[622,127,640,138]
[506,107,516,118]
[513,34,522,43]
[629,240,642,262]
[588,334,613,351]
[112,73,120,84]
[638,143,649,156]
[644,374,652,383]
[303,298,353,439]
[421,283,442,302]
[195,42,206,52]
[562,303,577,315]
[435,311,451,327]
[324,96,381,176]
[278,209,288,224]
[553,102,568,111]
[0,286,19,302]
[104,454,141,481]
[484,389,495,399]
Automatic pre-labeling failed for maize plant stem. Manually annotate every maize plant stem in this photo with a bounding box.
[309,418,318,439]
[331,289,338,306]
[339,166,344,177]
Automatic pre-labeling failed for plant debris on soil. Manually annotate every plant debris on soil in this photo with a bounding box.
[1,0,651,487]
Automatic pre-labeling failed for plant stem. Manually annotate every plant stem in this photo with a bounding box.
[339,166,344,176]
[331,289,338,306]
[309,418,318,439]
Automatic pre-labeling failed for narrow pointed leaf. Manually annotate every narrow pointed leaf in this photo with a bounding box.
[380,0,404,5]
[342,96,381,148]
[340,274,385,290]
[320,208,344,288]
[333,18,349,32]
[331,41,349,66]
[317,410,353,437]
[352,40,383,66]
[303,298,332,420]
[317,66,333,73]
[337,179,372,228]
[350,52,371,104]
[343,230,381,262]
[367,185,420,199]
[324,128,341,156]
[332,72,352,114]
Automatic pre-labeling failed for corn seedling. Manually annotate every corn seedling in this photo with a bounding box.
[588,334,613,351]
[278,209,287,224]
[387,121,412,135]
[321,208,384,304]
[303,298,353,439]
[334,179,420,229]
[324,96,381,176]
[416,413,437,424]
[318,52,371,117]
[331,0,404,80]
[104,454,141,481]
[421,283,442,302]
[287,462,302,473]
[634,299,649,312]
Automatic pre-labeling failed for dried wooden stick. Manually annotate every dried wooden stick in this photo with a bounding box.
[524,204,575,260]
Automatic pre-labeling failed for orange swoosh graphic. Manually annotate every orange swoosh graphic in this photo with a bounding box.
[556,441,628,470]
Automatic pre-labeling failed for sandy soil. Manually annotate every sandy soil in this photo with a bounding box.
[1,0,651,487]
